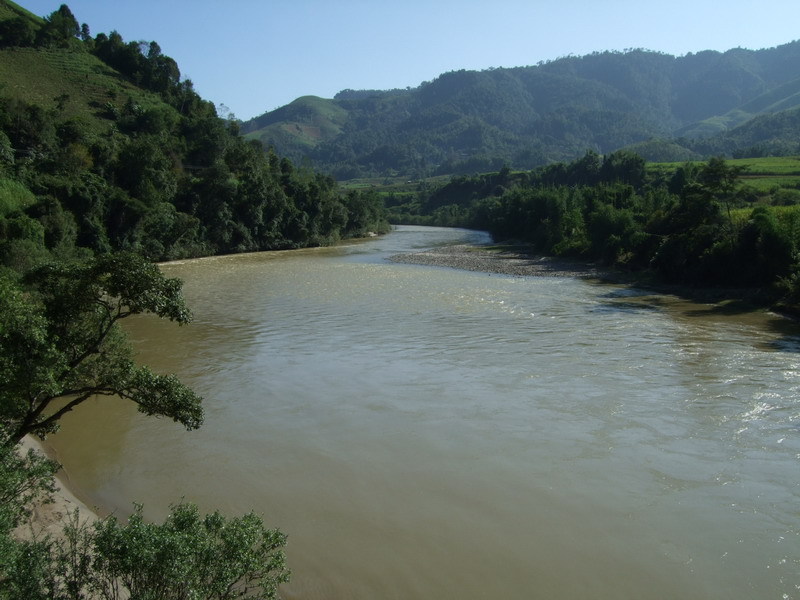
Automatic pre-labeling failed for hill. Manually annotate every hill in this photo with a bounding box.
[0,0,389,270]
[242,42,800,179]
[0,46,169,130]
[241,95,349,152]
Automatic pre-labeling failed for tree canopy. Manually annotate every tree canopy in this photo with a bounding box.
[0,5,389,270]
[0,250,290,599]
[389,153,800,308]
[0,251,203,443]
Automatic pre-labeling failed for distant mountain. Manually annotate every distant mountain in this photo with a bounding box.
[241,42,800,178]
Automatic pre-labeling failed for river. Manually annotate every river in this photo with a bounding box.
[49,225,800,599]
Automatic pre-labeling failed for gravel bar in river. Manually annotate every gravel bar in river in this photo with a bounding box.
[388,244,608,279]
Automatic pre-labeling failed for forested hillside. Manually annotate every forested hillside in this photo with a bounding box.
[242,43,800,178]
[0,1,389,272]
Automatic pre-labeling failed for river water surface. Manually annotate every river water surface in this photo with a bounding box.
[50,226,799,599]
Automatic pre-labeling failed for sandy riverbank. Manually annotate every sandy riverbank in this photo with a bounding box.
[15,436,100,541]
[389,243,609,279]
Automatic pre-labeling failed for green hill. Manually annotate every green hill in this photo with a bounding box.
[0,0,388,270]
[676,76,800,138]
[242,42,800,179]
[704,106,800,157]
[0,46,166,129]
[0,0,38,22]
[242,95,348,151]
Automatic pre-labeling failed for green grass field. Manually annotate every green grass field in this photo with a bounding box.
[649,156,800,195]
[0,0,41,23]
[0,47,167,134]
[727,156,800,175]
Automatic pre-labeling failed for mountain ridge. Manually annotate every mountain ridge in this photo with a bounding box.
[242,42,800,179]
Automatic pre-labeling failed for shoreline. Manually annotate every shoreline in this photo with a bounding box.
[16,436,101,541]
[388,243,783,310]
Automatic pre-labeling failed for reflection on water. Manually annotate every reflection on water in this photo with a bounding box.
[49,226,800,600]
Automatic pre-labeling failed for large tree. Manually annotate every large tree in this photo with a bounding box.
[36,4,80,47]
[0,252,203,443]
[0,253,290,600]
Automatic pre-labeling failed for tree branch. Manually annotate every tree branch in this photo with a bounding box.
[15,389,114,442]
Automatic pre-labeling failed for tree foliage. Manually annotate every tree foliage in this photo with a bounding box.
[0,252,203,443]
[0,433,58,539]
[0,499,289,600]
[0,5,344,597]
[398,153,800,307]
[0,7,389,268]
[0,250,289,598]
[36,5,80,48]
[87,503,289,600]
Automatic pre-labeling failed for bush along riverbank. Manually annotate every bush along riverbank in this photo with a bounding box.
[391,154,800,313]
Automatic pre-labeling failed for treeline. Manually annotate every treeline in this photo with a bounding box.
[392,151,800,307]
[0,3,389,273]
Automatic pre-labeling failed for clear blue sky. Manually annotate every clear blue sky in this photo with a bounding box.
[19,0,800,121]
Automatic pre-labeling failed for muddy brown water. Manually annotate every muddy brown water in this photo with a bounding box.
[49,226,800,599]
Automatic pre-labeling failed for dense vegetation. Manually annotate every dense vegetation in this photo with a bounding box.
[385,152,800,308]
[0,1,389,273]
[242,44,800,179]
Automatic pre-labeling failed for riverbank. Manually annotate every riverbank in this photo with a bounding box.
[15,436,100,541]
[388,242,783,311]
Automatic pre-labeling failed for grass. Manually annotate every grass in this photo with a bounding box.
[243,96,348,150]
[0,47,168,135]
[0,0,42,23]
[648,156,800,195]
[727,156,800,175]
[739,176,800,193]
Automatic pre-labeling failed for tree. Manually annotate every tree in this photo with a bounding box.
[696,156,746,228]
[600,150,646,188]
[696,156,744,195]
[0,252,204,443]
[0,254,289,600]
[88,503,289,600]
[36,5,80,48]
[0,429,58,540]
[0,18,36,48]
[0,498,289,600]
[0,427,60,599]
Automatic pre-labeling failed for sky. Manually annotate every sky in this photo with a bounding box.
[19,0,800,121]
